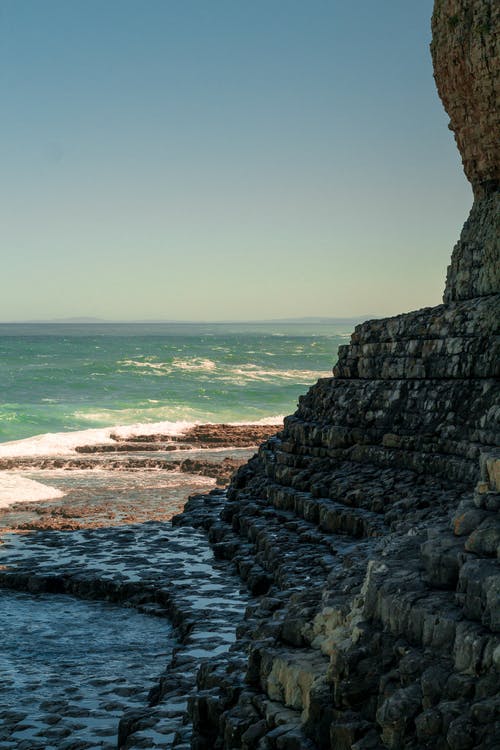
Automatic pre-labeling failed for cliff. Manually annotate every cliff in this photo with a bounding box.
[177,2,499,748]
[432,0,499,302]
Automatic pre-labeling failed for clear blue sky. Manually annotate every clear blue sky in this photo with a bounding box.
[1,0,471,321]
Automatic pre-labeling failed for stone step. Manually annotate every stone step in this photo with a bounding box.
[363,561,499,675]
[286,377,500,456]
[256,645,330,721]
[421,521,500,633]
[349,444,477,485]
[334,334,499,379]
[215,693,318,750]
[216,496,379,594]
[420,532,468,589]
[333,296,500,380]
[272,437,498,479]
[261,450,471,529]
[212,526,323,595]
[253,698,311,745]
[457,557,500,631]
[266,485,386,538]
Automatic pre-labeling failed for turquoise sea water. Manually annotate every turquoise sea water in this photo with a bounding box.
[0,321,354,445]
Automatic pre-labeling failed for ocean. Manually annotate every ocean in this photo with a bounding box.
[0,321,353,446]
[0,320,353,510]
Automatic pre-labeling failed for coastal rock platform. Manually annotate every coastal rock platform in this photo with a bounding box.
[0,491,248,749]
[0,423,280,532]
[0,426,278,748]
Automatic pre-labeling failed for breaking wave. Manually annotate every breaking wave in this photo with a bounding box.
[0,417,284,460]
[116,356,328,384]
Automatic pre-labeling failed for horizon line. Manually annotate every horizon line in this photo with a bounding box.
[0,315,375,325]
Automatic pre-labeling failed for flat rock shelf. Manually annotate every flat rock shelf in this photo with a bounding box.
[0,491,249,749]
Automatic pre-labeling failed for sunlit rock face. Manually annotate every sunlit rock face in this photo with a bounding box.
[183,2,500,749]
[431,0,499,302]
[431,0,499,195]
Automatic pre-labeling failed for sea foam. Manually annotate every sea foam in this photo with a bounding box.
[0,474,65,508]
[0,417,284,459]
[221,365,329,384]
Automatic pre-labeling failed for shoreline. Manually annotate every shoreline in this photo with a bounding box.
[0,489,249,749]
[0,426,269,747]
[0,418,286,457]
[0,422,281,532]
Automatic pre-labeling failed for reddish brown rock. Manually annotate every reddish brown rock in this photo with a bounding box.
[431,0,499,195]
[431,0,499,302]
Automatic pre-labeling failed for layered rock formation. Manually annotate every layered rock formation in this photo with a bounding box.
[180,2,499,748]
[432,0,499,301]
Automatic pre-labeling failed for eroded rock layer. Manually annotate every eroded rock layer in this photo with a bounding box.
[431,0,499,196]
[182,2,499,748]
[431,0,499,301]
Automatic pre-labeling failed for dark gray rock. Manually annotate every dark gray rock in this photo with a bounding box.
[183,3,500,748]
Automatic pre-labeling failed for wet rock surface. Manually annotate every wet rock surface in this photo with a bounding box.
[0,492,249,749]
[0,425,275,747]
[0,468,217,532]
[0,423,278,531]
[0,447,256,488]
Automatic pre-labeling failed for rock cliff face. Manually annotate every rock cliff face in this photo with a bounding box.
[431,0,499,197]
[182,2,499,748]
[432,0,499,302]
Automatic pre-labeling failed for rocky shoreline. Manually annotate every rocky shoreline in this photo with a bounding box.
[0,2,498,749]
[0,424,280,748]
[0,423,280,532]
[0,491,249,749]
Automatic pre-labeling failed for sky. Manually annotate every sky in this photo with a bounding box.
[1,0,472,322]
